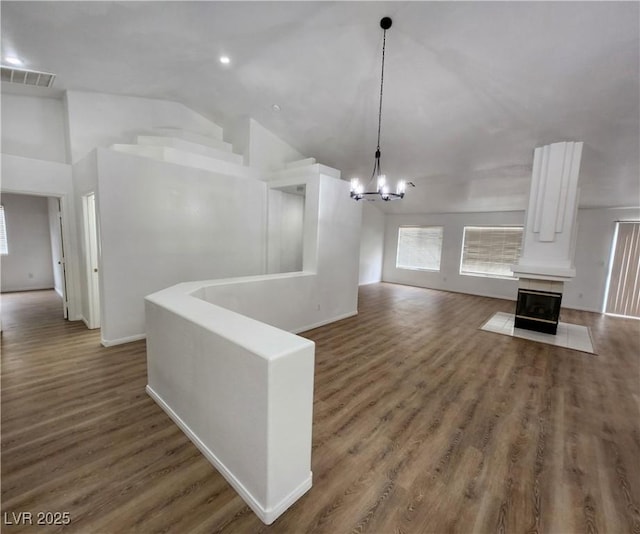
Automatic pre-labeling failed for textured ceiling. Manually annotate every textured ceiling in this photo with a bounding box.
[2,1,639,213]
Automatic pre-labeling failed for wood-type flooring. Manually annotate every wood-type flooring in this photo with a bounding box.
[1,284,639,533]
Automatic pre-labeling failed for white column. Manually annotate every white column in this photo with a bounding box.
[513,141,583,281]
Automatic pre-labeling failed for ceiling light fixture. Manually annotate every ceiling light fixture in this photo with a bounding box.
[350,17,407,202]
[219,56,231,65]
[5,57,23,66]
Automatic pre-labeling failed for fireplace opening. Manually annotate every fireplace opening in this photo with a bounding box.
[515,289,562,335]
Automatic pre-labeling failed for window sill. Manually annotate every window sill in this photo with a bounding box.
[396,266,440,273]
[459,272,517,281]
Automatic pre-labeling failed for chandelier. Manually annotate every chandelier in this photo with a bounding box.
[350,17,407,201]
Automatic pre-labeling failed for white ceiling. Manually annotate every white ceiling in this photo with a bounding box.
[2,1,639,213]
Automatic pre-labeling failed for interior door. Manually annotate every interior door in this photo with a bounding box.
[84,193,101,328]
[57,198,69,319]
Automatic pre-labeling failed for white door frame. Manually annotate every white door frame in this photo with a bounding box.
[0,190,72,318]
[1,156,81,321]
[82,192,101,329]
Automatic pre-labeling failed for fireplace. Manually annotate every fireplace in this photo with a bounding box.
[515,289,562,335]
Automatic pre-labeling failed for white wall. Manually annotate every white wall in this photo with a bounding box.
[47,197,65,297]
[0,154,81,319]
[359,202,385,285]
[145,282,314,524]
[223,115,251,165]
[1,193,54,292]
[267,189,304,274]
[65,91,223,163]
[382,207,640,313]
[1,93,68,163]
[383,211,524,301]
[248,119,303,172]
[96,148,268,345]
[200,175,361,333]
[567,207,640,312]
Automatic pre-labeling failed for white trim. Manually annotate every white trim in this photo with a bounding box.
[0,285,57,292]
[82,193,101,329]
[0,155,81,324]
[292,310,358,334]
[0,205,8,255]
[382,280,605,314]
[460,271,518,281]
[563,304,602,314]
[382,280,518,303]
[603,221,620,314]
[102,311,358,346]
[605,312,640,321]
[145,385,312,525]
[101,333,146,347]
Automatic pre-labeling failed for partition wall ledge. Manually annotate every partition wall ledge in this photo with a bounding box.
[144,272,318,524]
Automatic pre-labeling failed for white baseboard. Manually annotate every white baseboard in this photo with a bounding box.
[101,333,146,347]
[98,311,357,347]
[561,304,601,314]
[1,285,56,293]
[145,385,312,525]
[381,280,605,315]
[383,280,517,303]
[293,310,358,334]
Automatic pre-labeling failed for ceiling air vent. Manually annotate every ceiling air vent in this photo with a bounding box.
[1,66,55,88]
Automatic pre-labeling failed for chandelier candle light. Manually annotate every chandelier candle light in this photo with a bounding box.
[351,17,408,201]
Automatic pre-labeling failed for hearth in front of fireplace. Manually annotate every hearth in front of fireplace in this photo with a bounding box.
[515,289,562,335]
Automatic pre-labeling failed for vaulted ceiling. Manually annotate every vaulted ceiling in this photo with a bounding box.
[2,1,638,213]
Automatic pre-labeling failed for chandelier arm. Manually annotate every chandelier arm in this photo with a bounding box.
[369,160,377,184]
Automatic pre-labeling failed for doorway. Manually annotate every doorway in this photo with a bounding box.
[0,193,69,319]
[267,184,306,274]
[50,197,69,319]
[82,193,101,329]
[604,221,640,318]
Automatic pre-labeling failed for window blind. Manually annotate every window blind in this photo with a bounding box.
[606,221,640,318]
[0,206,7,255]
[460,226,522,278]
[396,226,443,271]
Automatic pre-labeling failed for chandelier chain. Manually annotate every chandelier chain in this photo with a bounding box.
[376,28,386,152]
[350,17,406,201]
[370,27,387,183]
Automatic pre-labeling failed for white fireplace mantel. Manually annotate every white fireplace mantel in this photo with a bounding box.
[511,263,575,282]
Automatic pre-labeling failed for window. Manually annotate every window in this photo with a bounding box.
[396,226,443,271]
[0,206,7,255]
[460,226,523,278]
[604,221,640,318]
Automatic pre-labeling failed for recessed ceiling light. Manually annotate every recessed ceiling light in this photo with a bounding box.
[219,56,230,65]
[5,57,23,66]
[272,104,281,112]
